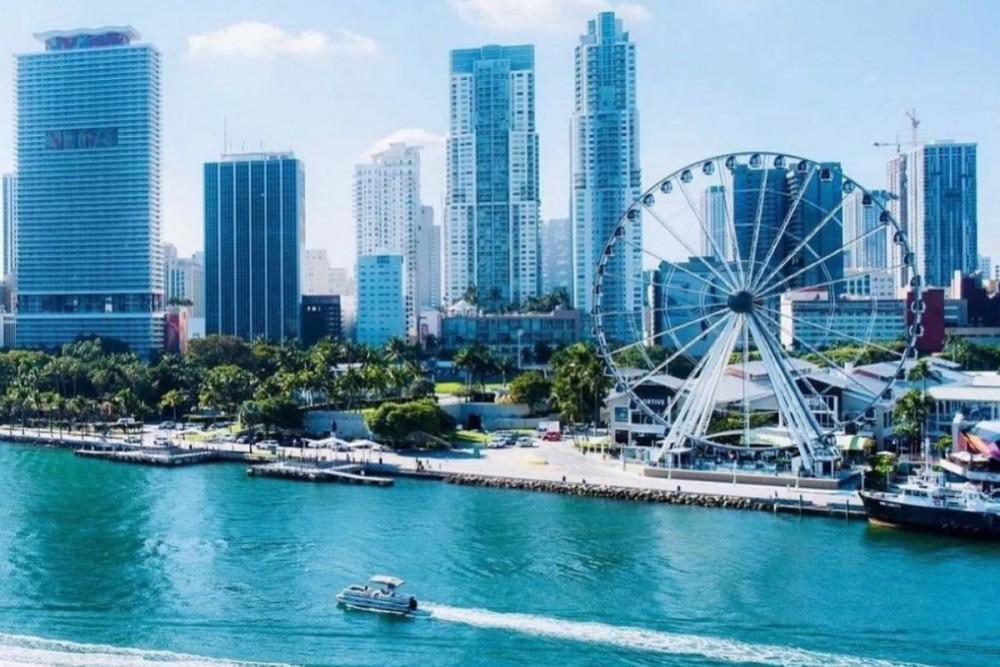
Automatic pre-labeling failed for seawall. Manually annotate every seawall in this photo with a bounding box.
[445,474,864,518]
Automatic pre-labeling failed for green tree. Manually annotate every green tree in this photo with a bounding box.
[893,388,933,456]
[550,342,610,424]
[159,388,191,421]
[508,371,551,416]
[453,344,498,392]
[199,365,255,415]
[187,335,252,370]
[365,399,451,447]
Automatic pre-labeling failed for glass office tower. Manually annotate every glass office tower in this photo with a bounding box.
[204,153,304,341]
[15,27,163,357]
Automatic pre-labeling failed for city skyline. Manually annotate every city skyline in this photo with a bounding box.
[2,1,997,275]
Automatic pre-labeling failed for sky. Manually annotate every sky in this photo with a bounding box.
[1,0,998,273]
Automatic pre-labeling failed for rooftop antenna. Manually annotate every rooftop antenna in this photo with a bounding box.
[223,117,228,155]
[905,108,920,147]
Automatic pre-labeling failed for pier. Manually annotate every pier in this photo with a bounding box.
[75,447,223,466]
[246,461,394,486]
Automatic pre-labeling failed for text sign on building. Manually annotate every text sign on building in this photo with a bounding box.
[45,128,118,151]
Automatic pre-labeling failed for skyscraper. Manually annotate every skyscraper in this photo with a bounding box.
[730,161,843,293]
[357,254,404,346]
[204,152,304,341]
[303,248,333,296]
[700,186,728,259]
[15,27,163,357]
[570,12,641,340]
[2,174,16,280]
[541,218,572,295]
[415,205,441,310]
[785,162,843,292]
[889,142,977,288]
[446,44,540,309]
[164,244,206,319]
[842,189,891,271]
[354,142,421,338]
[731,166,788,278]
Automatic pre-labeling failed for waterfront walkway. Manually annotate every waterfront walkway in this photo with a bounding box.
[0,425,862,513]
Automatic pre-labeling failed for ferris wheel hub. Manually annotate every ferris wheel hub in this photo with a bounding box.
[727,290,756,314]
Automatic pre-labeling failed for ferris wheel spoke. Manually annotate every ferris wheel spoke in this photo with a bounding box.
[624,314,733,396]
[607,307,727,358]
[716,161,746,287]
[641,204,736,291]
[674,177,740,288]
[757,263,905,303]
[753,194,849,295]
[740,315,751,446]
[603,269,724,302]
[616,237,726,293]
[671,317,741,444]
[749,164,819,291]
[745,312,826,471]
[754,309,895,403]
[756,223,890,299]
[658,316,740,450]
[745,167,772,291]
[755,303,907,359]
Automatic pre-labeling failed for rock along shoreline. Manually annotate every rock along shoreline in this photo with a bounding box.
[444,473,864,518]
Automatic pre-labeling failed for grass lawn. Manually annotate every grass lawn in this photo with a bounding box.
[445,429,491,446]
[434,381,466,395]
[435,382,507,395]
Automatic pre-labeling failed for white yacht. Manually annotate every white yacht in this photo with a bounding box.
[336,575,418,615]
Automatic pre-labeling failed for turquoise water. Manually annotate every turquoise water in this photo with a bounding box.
[0,445,998,667]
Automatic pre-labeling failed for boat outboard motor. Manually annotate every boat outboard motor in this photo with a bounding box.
[409,596,418,611]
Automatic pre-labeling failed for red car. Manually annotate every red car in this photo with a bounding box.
[542,431,562,442]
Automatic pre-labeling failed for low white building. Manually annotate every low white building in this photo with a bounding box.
[779,290,905,352]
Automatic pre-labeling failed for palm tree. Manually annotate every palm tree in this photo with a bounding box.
[904,358,934,459]
[487,287,503,313]
[159,389,188,421]
[454,344,498,392]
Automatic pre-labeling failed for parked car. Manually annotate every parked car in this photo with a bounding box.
[516,436,535,448]
[542,431,562,442]
[125,435,142,444]
[159,421,176,430]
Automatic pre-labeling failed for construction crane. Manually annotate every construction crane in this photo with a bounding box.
[873,109,922,152]
[873,134,903,153]
[905,108,920,146]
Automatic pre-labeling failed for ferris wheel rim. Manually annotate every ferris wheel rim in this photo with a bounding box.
[592,150,924,467]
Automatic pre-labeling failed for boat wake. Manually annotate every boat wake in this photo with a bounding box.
[0,632,295,667]
[424,604,929,667]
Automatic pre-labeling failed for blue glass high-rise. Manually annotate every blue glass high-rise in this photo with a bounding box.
[204,153,304,341]
[15,27,163,357]
[446,45,540,309]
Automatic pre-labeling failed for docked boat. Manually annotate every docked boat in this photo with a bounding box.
[335,575,418,615]
[860,467,1000,539]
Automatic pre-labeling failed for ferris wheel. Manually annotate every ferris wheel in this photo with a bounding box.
[592,151,923,477]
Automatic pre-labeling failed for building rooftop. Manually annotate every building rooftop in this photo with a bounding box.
[34,26,140,49]
[218,152,295,162]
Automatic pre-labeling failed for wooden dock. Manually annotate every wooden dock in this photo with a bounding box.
[246,461,394,486]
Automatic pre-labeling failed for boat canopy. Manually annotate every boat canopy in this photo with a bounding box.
[370,575,405,588]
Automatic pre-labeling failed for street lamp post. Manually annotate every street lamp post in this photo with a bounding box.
[517,329,525,371]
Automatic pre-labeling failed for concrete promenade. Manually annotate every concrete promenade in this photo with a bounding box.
[0,425,863,513]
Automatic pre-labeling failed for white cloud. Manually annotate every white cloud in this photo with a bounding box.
[187,22,378,59]
[362,128,447,160]
[449,0,650,31]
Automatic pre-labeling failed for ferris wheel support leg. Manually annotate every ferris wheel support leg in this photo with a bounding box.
[656,316,739,461]
[746,314,826,476]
